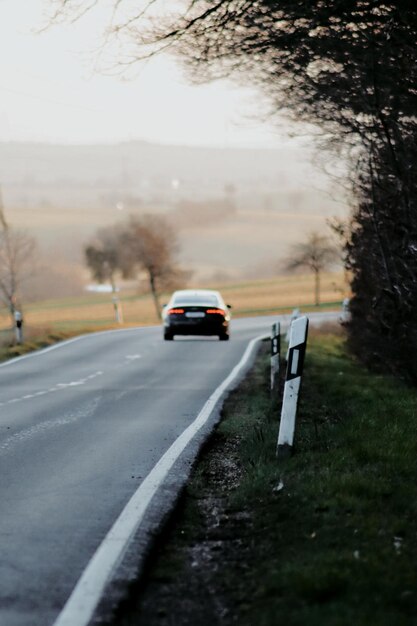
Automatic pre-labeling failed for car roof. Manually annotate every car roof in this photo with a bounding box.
[170,289,224,305]
[172,289,221,298]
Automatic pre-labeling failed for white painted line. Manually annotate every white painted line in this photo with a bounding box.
[52,333,268,626]
[87,371,104,379]
[0,371,106,411]
[0,398,100,456]
[0,336,83,369]
[0,327,155,369]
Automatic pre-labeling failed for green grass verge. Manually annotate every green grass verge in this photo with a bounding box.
[223,333,417,625]
[180,333,417,626]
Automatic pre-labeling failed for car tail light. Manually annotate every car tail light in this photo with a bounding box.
[206,308,225,315]
[168,308,184,314]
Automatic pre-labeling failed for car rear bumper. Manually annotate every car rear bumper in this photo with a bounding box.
[164,319,229,336]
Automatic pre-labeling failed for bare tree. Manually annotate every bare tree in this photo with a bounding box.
[85,216,188,321]
[48,2,417,379]
[119,214,188,319]
[0,190,36,325]
[85,226,124,323]
[284,232,339,306]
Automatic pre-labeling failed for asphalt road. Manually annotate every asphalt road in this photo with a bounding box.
[0,312,337,626]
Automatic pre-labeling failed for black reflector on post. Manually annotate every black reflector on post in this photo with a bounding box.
[270,321,280,394]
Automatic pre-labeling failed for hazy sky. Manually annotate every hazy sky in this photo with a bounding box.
[0,0,292,148]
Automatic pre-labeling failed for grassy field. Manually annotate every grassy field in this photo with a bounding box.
[119,329,417,626]
[0,271,347,333]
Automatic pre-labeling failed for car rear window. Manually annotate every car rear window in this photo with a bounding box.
[173,294,220,306]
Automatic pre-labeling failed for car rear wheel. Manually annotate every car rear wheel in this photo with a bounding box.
[219,333,229,341]
[164,331,174,341]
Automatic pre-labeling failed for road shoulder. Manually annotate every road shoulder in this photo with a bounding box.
[107,331,417,626]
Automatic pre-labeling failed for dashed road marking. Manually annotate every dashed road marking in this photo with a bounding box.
[0,398,100,455]
[0,371,105,408]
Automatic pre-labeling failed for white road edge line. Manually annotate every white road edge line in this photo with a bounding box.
[0,336,84,369]
[52,333,268,626]
[0,326,156,369]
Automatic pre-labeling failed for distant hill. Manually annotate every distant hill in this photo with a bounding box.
[0,140,343,210]
[0,140,349,286]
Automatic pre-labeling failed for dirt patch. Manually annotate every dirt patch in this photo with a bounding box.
[113,431,254,626]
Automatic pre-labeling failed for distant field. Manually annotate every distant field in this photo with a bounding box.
[10,205,347,284]
[179,208,345,281]
[0,271,347,334]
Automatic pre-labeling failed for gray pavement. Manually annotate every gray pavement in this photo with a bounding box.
[0,313,337,626]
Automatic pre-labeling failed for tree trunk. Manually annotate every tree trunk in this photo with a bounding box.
[149,272,161,320]
[314,268,320,306]
[8,298,16,328]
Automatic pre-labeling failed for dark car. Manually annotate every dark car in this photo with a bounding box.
[162,289,231,341]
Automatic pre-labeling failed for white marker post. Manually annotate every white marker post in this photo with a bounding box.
[270,321,280,394]
[14,310,23,344]
[277,315,309,459]
[112,295,123,324]
[339,297,350,324]
[285,307,300,342]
